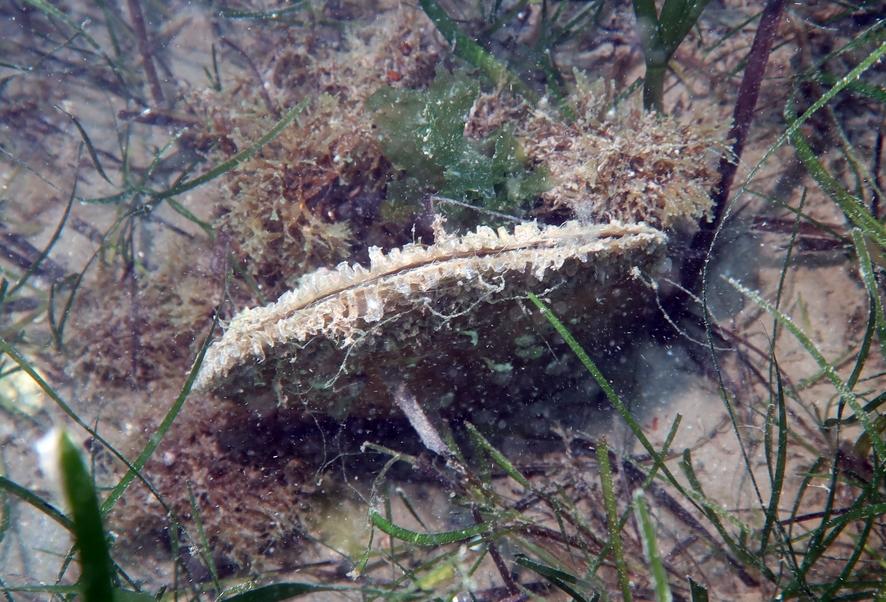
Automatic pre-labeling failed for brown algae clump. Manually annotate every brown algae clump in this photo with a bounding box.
[67,236,220,388]
[190,8,446,293]
[460,79,725,228]
[522,86,725,227]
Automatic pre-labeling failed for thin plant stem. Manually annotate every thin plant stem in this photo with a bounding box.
[682,0,787,293]
[126,0,165,105]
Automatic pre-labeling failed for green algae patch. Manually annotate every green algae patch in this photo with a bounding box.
[367,70,547,228]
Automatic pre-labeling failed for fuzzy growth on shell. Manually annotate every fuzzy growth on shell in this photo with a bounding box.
[523,86,725,227]
[464,79,726,227]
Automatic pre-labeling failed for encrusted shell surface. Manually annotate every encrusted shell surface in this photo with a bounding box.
[194,219,666,414]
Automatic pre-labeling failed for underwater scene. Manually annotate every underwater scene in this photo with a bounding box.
[1,0,885,600]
